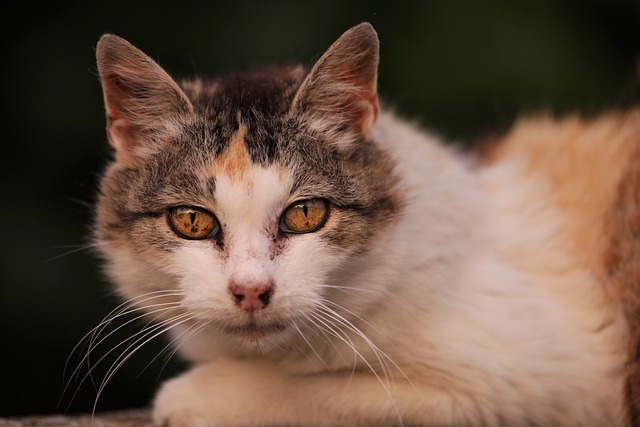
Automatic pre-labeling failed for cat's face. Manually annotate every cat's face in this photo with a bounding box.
[94,24,400,352]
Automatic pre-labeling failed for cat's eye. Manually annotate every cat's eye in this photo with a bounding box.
[280,198,329,234]
[168,206,219,240]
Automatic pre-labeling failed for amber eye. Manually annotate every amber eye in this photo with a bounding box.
[168,206,219,240]
[280,199,329,234]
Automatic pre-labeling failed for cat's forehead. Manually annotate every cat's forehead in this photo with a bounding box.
[181,66,306,123]
[177,65,307,165]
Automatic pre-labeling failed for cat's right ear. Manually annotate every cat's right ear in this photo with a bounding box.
[96,35,193,163]
[290,23,380,148]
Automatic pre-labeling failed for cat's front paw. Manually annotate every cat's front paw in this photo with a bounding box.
[152,373,211,427]
[152,358,283,427]
[155,409,208,427]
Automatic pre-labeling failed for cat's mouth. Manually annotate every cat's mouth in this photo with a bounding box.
[223,319,289,339]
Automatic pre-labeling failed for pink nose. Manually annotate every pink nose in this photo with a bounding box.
[229,281,274,312]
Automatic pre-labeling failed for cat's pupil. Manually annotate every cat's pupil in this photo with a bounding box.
[280,198,329,233]
[167,206,219,240]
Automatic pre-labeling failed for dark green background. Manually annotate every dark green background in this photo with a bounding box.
[2,0,639,417]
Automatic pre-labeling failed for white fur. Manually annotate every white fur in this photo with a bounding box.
[148,112,628,426]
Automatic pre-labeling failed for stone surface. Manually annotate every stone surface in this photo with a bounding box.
[0,409,153,427]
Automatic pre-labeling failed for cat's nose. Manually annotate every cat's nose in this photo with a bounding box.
[229,280,274,312]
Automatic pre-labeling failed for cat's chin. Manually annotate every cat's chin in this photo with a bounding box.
[222,319,293,348]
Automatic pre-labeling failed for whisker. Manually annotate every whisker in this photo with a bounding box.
[87,298,183,358]
[64,306,183,411]
[316,284,380,296]
[61,290,182,409]
[322,299,385,334]
[312,304,406,426]
[316,304,392,384]
[89,308,187,381]
[64,292,181,383]
[298,311,358,369]
[85,290,182,350]
[308,312,362,373]
[139,318,209,378]
[291,319,333,372]
[46,242,103,263]
[157,320,211,377]
[92,311,196,417]
[319,300,419,392]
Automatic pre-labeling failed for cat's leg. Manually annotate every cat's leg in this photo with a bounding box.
[152,357,469,427]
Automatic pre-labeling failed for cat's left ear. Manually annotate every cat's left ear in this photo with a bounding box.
[290,23,379,144]
[96,34,194,164]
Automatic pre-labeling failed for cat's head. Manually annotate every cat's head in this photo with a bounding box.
[94,23,402,354]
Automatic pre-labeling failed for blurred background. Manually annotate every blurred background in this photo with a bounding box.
[2,0,639,417]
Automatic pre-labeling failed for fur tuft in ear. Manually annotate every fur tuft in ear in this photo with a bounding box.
[290,23,380,146]
[96,34,193,163]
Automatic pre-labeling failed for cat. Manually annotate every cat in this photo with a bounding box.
[91,22,640,426]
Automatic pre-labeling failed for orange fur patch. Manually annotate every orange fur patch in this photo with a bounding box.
[481,110,640,425]
[481,111,639,277]
[209,124,252,182]
[604,137,640,426]
[276,165,287,183]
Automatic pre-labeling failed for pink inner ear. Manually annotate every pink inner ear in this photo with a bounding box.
[102,74,141,157]
[107,117,138,156]
[353,76,379,137]
[340,75,379,138]
[359,96,379,138]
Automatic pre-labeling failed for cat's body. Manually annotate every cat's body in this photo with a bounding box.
[93,23,640,426]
